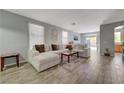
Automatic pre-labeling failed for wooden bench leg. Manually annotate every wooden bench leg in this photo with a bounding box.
[1,57,4,71]
[16,55,19,67]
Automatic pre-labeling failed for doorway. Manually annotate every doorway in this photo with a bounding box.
[114,25,124,53]
[114,31,122,53]
[86,36,97,50]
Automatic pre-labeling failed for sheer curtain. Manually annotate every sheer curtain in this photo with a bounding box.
[62,31,68,44]
[29,23,44,49]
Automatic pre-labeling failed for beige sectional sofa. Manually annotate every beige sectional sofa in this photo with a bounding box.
[28,44,90,72]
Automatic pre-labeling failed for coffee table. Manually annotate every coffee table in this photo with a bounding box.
[61,51,79,63]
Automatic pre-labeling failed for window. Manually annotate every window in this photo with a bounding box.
[29,23,44,49]
[86,36,97,48]
[62,31,68,44]
[115,32,121,43]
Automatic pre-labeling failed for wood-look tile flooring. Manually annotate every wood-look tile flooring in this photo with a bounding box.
[0,50,124,84]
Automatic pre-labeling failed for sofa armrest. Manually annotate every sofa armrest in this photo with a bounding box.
[76,47,90,58]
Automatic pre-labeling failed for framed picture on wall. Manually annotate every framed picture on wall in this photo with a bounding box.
[74,36,78,41]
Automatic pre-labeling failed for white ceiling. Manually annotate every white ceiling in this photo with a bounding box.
[5,9,124,33]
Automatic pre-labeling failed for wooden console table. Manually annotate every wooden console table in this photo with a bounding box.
[0,53,19,71]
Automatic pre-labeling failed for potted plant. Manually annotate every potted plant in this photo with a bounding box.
[121,41,124,48]
[104,48,110,56]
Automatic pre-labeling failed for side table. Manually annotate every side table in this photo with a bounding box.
[0,53,19,71]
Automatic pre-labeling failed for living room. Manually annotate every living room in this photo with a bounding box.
[1,9,124,84]
[1,0,124,93]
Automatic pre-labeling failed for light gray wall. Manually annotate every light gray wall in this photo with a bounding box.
[0,10,80,65]
[97,32,100,53]
[68,31,81,44]
[0,10,29,65]
[100,21,124,56]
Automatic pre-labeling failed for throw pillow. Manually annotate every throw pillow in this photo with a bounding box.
[35,44,45,53]
[51,44,59,51]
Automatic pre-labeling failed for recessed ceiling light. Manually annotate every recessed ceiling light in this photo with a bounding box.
[71,22,76,26]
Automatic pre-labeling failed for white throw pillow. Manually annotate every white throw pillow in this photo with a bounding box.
[45,45,51,51]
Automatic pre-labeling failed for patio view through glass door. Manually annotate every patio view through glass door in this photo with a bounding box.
[86,36,97,50]
[114,31,122,53]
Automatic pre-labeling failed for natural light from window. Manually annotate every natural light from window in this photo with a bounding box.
[115,32,121,43]
[62,31,68,44]
[86,36,97,49]
[29,23,44,49]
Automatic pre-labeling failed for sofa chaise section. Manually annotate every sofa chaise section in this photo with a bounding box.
[29,52,60,72]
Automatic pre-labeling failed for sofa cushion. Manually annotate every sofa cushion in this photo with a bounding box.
[35,44,45,53]
[51,44,59,51]
[33,52,59,65]
[49,49,68,54]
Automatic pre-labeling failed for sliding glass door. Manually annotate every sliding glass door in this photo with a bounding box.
[114,31,122,53]
[86,36,97,50]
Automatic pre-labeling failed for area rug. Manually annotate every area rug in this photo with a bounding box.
[61,55,88,72]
